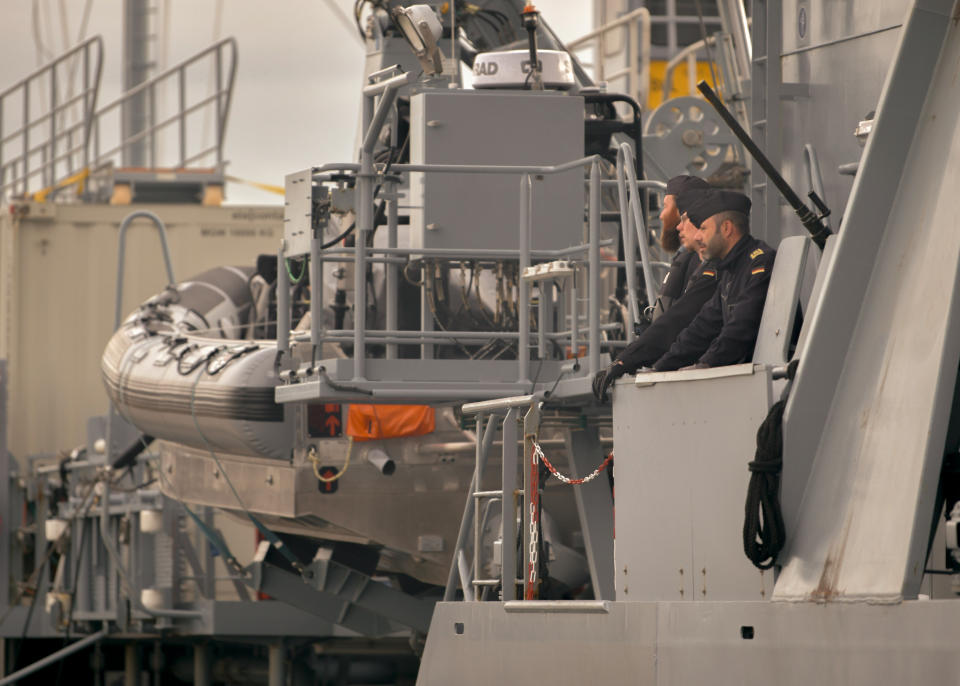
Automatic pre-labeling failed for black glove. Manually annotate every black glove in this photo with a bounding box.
[592,362,627,403]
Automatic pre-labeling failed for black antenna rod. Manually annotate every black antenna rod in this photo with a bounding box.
[696,80,831,249]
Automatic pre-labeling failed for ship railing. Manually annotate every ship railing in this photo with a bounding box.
[274,66,667,401]
[0,36,104,199]
[90,37,238,174]
[442,395,539,601]
[566,7,652,110]
[661,32,750,130]
[277,151,667,402]
[0,37,237,202]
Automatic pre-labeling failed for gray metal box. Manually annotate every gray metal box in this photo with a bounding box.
[284,168,313,257]
[611,364,776,601]
[407,90,584,253]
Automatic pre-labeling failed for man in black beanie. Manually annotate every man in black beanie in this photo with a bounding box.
[652,175,713,320]
[593,185,718,402]
[652,189,775,371]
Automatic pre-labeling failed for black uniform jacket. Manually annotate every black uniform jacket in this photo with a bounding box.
[653,235,776,371]
[615,258,719,373]
[652,248,701,320]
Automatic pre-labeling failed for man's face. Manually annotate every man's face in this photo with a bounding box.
[677,214,702,253]
[698,216,727,260]
[659,194,681,233]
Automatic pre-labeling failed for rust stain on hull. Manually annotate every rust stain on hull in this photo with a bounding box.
[810,512,853,601]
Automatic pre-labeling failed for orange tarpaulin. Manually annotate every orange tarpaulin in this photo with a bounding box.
[346,404,435,442]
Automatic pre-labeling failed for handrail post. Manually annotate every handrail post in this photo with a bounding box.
[570,273,579,359]
[520,400,541,600]
[49,61,57,188]
[621,144,659,306]
[179,68,187,167]
[500,407,518,599]
[22,83,29,196]
[149,82,157,168]
[216,46,223,165]
[385,177,399,360]
[277,240,291,360]
[518,174,532,384]
[615,146,642,339]
[588,159,601,376]
[355,70,415,380]
[82,44,90,171]
[309,227,324,363]
[640,9,651,106]
[628,14,639,104]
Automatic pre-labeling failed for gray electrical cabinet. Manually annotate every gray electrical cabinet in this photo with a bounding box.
[407,89,584,253]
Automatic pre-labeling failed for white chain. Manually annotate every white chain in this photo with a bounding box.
[527,442,539,590]
[528,501,538,585]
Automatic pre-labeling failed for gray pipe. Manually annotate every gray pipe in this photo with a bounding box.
[615,147,642,337]
[277,241,291,358]
[268,643,284,686]
[0,628,109,686]
[386,178,399,360]
[588,160,601,375]
[310,230,323,362]
[114,210,176,329]
[620,143,659,308]
[518,174,532,384]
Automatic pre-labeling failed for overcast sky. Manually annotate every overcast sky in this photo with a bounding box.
[0,1,591,205]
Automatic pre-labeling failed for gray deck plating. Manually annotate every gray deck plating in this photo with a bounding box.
[418,599,960,685]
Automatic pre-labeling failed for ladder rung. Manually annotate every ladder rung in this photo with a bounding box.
[472,579,501,586]
[473,490,503,498]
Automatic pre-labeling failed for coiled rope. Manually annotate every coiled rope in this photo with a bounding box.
[743,359,798,569]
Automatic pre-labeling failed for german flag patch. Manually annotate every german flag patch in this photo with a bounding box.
[702,269,716,278]
[750,248,765,259]
[751,267,766,275]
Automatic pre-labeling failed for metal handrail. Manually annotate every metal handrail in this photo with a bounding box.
[92,37,238,171]
[1,37,237,201]
[616,142,659,330]
[661,35,718,102]
[567,8,651,107]
[0,36,104,197]
[282,151,667,392]
[290,154,609,384]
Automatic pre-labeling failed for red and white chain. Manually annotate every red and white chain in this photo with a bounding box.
[533,441,614,485]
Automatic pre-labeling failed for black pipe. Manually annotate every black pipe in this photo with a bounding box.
[111,434,155,470]
[696,81,831,250]
[521,5,541,89]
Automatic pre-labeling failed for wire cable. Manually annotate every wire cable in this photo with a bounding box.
[285,257,307,284]
[693,0,721,91]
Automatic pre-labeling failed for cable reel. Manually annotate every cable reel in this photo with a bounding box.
[643,96,738,178]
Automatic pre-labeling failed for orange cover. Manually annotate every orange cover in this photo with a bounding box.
[346,404,435,442]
